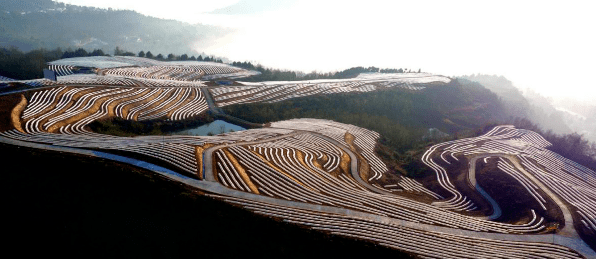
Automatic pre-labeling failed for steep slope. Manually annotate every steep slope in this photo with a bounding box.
[458,75,530,118]
[223,78,508,151]
[460,74,572,135]
[1,69,595,257]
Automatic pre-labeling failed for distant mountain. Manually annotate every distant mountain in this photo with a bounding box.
[0,0,231,56]
[548,97,596,144]
[460,74,573,135]
[208,0,297,15]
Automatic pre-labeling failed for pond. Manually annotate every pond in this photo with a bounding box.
[215,80,233,85]
[172,120,245,136]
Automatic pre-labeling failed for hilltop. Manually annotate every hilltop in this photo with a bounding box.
[0,54,595,258]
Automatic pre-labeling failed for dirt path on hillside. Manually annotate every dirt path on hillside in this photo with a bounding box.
[0,86,592,257]
[469,155,502,220]
[2,134,593,258]
[507,156,577,237]
[11,95,27,133]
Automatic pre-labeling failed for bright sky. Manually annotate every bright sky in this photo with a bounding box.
[59,0,596,102]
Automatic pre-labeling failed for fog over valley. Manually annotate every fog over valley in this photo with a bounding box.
[60,0,596,102]
[2,1,596,258]
[4,0,593,140]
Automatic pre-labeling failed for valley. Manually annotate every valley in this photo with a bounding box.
[1,56,595,258]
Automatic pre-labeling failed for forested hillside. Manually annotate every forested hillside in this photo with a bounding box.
[461,75,596,165]
[224,79,596,174]
[225,79,506,152]
[0,0,229,55]
[458,75,531,118]
[460,74,572,135]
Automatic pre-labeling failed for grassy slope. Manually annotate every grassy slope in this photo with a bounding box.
[2,143,413,258]
[223,81,505,152]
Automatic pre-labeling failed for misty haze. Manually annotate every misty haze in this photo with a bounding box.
[1,0,595,258]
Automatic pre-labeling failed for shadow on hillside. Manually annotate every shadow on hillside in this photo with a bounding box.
[2,143,414,259]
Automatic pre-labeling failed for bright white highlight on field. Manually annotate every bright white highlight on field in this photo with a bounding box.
[58,0,596,101]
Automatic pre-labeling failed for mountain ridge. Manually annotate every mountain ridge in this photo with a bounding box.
[0,0,230,55]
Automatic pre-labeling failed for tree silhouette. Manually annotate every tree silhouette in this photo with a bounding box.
[138,51,145,57]
[74,48,88,57]
[114,46,124,56]
[90,49,105,56]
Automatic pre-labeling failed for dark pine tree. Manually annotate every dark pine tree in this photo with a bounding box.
[90,49,105,56]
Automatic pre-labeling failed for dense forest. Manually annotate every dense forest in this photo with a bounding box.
[0,46,64,80]
[225,80,506,150]
[458,76,531,119]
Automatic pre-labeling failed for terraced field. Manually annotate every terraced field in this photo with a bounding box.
[45,56,260,81]
[13,86,208,134]
[210,73,450,106]
[0,75,15,81]
[422,126,596,239]
[102,63,256,81]
[0,76,208,88]
[1,69,595,258]
[1,57,259,88]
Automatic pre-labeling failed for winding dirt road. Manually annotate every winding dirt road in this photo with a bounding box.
[202,129,393,195]
[473,154,577,237]
[469,155,502,220]
[1,86,593,257]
